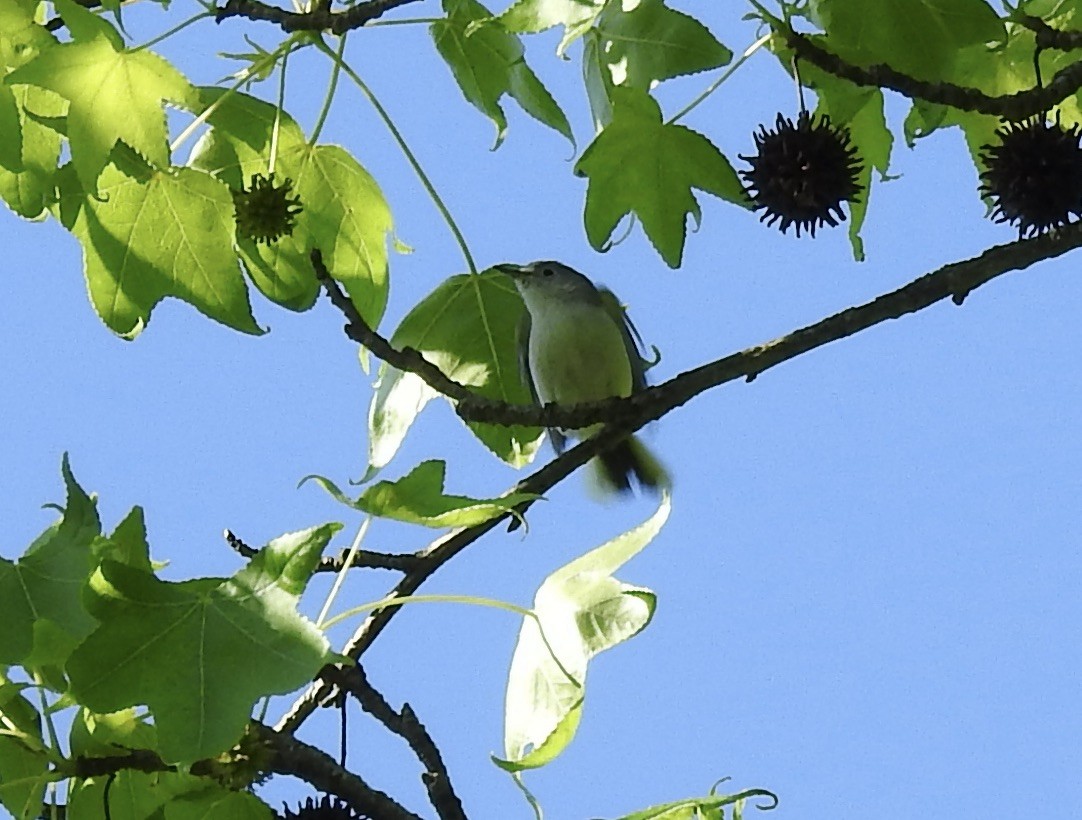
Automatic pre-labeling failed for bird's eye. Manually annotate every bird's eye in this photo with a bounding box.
[541,267,554,277]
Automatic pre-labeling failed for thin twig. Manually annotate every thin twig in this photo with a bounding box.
[324,665,468,820]
[226,528,421,572]
[773,18,1082,120]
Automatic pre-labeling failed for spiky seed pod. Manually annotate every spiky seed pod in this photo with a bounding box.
[281,794,369,819]
[979,114,1082,238]
[740,111,863,237]
[232,172,303,245]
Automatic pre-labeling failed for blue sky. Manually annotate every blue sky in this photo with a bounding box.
[3,2,1081,818]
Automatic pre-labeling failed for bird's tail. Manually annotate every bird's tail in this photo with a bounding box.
[593,435,670,495]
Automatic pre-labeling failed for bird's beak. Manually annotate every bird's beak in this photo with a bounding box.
[495,263,530,278]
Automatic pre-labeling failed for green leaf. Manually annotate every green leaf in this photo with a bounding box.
[366,270,544,476]
[66,523,341,763]
[495,493,669,772]
[98,506,154,572]
[56,160,260,338]
[812,0,1004,81]
[51,0,123,48]
[0,456,100,665]
[496,0,604,54]
[607,786,776,820]
[0,0,63,218]
[0,682,50,820]
[593,0,731,90]
[6,33,195,188]
[433,0,573,147]
[307,460,538,528]
[164,790,274,820]
[191,98,392,326]
[575,86,747,268]
[0,85,64,219]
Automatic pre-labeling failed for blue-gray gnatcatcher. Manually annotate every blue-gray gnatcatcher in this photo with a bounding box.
[498,261,668,493]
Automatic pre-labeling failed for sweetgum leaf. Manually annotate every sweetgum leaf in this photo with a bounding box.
[66,523,340,763]
[6,29,195,188]
[0,682,49,820]
[366,270,543,476]
[496,0,604,54]
[0,456,100,665]
[433,0,572,147]
[593,0,732,90]
[813,0,1004,81]
[56,160,259,338]
[575,86,746,267]
[0,0,63,218]
[307,460,537,527]
[496,493,669,772]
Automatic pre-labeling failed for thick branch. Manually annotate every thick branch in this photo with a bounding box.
[324,665,468,820]
[1017,14,1082,52]
[215,0,423,33]
[776,21,1082,119]
[251,721,423,819]
[281,225,1082,734]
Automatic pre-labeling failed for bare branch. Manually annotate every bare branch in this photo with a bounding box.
[773,18,1082,120]
[324,665,468,820]
[215,0,424,33]
[225,528,422,573]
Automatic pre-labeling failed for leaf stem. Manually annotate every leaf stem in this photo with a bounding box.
[323,593,582,688]
[169,38,300,156]
[667,32,772,124]
[316,516,371,627]
[313,38,478,274]
[269,46,291,174]
[310,34,347,145]
[133,10,214,51]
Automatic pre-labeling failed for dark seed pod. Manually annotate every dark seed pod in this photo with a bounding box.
[979,114,1082,237]
[232,172,303,245]
[740,111,863,237]
[281,794,369,819]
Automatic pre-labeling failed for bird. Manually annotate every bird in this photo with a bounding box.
[497,260,668,494]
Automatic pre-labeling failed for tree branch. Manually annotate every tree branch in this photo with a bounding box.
[281,225,1082,734]
[324,665,468,820]
[225,528,421,572]
[1017,14,1082,53]
[774,19,1082,119]
[215,0,424,33]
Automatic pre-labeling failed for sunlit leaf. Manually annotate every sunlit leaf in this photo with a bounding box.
[496,0,604,54]
[6,23,195,189]
[307,460,537,527]
[575,86,747,267]
[0,456,99,666]
[67,524,340,763]
[366,270,544,476]
[433,0,573,147]
[593,0,731,90]
[496,493,669,771]
[56,160,259,338]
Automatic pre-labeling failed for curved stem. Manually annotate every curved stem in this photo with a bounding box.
[667,32,771,124]
[170,38,301,155]
[269,46,291,175]
[133,10,214,51]
[321,593,582,689]
[310,34,348,145]
[313,38,478,274]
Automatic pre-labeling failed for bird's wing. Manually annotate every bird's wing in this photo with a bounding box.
[599,287,651,393]
[517,306,566,453]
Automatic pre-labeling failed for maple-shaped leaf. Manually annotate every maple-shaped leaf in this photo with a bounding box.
[6,30,195,189]
[366,270,543,477]
[66,523,342,764]
[496,0,604,55]
[592,0,731,90]
[574,86,747,268]
[432,0,572,147]
[0,456,100,667]
[307,460,537,528]
[56,160,259,338]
